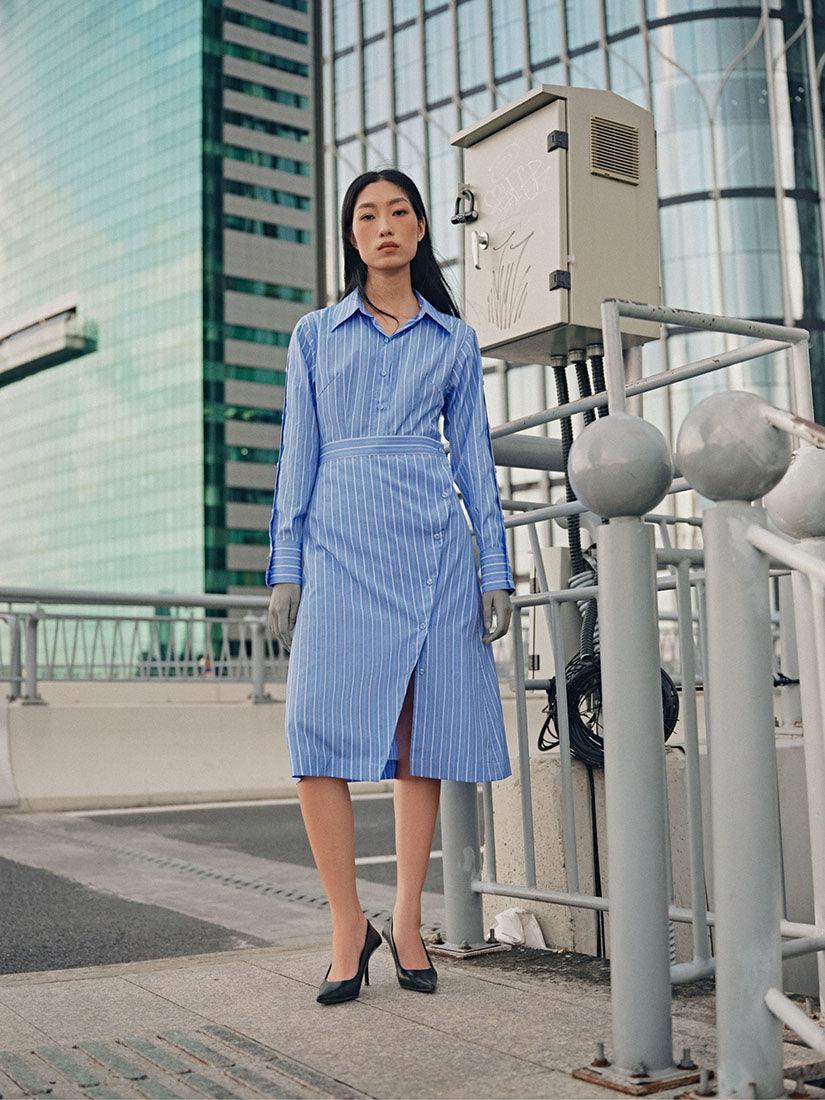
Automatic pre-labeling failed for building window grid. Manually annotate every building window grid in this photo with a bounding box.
[326,0,825,571]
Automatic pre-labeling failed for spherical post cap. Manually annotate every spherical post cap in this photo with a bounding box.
[675,391,792,502]
[765,445,825,540]
[568,412,673,518]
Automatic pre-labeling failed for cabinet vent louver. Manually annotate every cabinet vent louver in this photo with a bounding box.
[590,116,640,184]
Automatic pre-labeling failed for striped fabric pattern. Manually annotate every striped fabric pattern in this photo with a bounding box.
[264,287,515,783]
[266,287,514,593]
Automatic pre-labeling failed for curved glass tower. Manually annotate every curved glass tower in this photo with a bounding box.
[0,0,318,596]
[326,0,825,579]
[0,2,205,593]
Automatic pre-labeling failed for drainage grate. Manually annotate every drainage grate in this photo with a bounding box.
[0,1024,372,1099]
[27,825,443,935]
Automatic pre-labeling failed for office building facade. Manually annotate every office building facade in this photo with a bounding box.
[325,0,825,575]
[0,0,320,595]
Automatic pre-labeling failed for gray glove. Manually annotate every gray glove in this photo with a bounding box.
[481,589,512,644]
[268,582,300,653]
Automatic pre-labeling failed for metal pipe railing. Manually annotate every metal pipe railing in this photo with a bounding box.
[441,296,824,1092]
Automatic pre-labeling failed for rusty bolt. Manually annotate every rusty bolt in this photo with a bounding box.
[591,1041,609,1068]
[677,1046,697,1070]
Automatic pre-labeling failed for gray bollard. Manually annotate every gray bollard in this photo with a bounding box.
[569,412,676,1075]
[440,779,486,951]
[766,445,825,1015]
[677,391,792,1098]
[703,500,784,1096]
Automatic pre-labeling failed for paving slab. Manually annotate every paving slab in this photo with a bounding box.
[2,944,825,1099]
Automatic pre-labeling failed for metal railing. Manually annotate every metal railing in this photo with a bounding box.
[439,298,825,1095]
[0,590,289,703]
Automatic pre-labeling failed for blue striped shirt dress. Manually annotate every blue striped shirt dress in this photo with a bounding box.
[265,286,515,784]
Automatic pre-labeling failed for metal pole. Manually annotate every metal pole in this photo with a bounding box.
[247,615,271,704]
[600,300,626,414]
[597,515,673,1071]
[790,336,815,421]
[510,602,538,887]
[790,544,825,1013]
[22,611,44,705]
[778,573,802,726]
[675,561,712,964]
[7,615,21,702]
[624,345,643,417]
[548,598,580,892]
[703,501,784,1098]
[440,779,486,950]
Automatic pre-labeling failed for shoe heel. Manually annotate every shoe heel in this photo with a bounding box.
[364,961,370,986]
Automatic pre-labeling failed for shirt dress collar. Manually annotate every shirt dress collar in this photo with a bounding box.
[329,286,453,334]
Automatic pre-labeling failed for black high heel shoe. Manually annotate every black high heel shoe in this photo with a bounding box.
[316,917,382,1005]
[382,914,438,993]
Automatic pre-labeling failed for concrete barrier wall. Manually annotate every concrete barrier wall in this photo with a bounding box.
[1,681,548,812]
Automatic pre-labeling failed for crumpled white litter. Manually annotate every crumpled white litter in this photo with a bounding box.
[492,906,547,948]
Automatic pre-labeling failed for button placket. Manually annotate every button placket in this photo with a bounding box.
[376,337,390,423]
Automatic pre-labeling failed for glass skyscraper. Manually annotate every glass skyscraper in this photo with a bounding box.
[325,0,825,575]
[0,0,318,596]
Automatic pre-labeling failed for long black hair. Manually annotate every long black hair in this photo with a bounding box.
[339,168,461,327]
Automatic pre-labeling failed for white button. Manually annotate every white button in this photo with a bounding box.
[381,368,387,375]
[378,403,385,410]
[441,489,449,497]
[419,622,426,629]
[427,577,433,585]
[434,533,442,540]
[384,336,389,343]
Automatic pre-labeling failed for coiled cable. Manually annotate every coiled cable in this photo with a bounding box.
[539,652,680,769]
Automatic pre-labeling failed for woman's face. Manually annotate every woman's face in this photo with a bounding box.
[348,180,425,273]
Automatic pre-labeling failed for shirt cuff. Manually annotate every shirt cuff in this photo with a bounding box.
[266,543,303,586]
[479,547,515,594]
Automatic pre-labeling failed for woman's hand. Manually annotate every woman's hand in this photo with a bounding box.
[481,589,512,644]
[268,583,301,653]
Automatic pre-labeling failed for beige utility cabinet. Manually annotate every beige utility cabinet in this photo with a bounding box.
[450,84,661,361]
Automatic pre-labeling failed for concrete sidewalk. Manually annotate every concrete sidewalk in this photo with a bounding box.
[2,941,824,1099]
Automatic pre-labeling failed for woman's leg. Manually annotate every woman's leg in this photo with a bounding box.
[392,670,441,968]
[297,777,368,980]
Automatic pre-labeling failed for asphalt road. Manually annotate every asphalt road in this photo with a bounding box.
[87,794,444,891]
[0,793,452,977]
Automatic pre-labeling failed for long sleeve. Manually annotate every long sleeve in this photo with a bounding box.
[265,315,320,586]
[442,324,515,594]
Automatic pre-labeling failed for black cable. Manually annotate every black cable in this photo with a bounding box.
[570,351,599,658]
[573,357,596,428]
[541,652,680,769]
[584,762,606,957]
[580,590,599,662]
[552,362,586,576]
[774,672,800,686]
[537,695,559,751]
[590,354,608,417]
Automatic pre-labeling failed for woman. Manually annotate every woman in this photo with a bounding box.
[266,168,515,1006]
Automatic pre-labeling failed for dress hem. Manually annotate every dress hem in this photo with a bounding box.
[292,762,512,784]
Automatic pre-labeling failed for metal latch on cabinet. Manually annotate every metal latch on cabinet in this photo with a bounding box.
[452,186,488,270]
